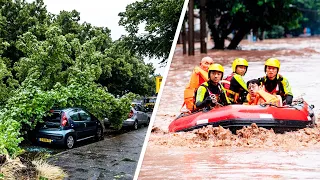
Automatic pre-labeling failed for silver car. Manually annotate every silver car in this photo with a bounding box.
[103,103,151,130]
[123,103,150,130]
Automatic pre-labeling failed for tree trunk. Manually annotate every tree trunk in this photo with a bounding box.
[182,19,186,54]
[200,0,207,53]
[209,26,225,49]
[227,27,250,49]
[259,28,265,40]
[253,28,259,41]
[188,0,195,55]
[213,37,225,49]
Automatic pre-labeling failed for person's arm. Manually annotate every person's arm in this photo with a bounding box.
[281,77,293,105]
[195,66,209,82]
[195,86,211,108]
[186,67,199,89]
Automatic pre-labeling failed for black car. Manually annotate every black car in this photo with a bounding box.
[35,107,104,149]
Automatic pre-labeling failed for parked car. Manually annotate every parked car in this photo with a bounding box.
[103,103,150,130]
[143,96,157,112]
[123,103,150,130]
[35,107,104,149]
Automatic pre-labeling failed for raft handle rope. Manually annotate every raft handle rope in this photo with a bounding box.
[260,102,300,110]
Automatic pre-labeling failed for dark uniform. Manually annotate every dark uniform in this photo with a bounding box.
[222,58,249,104]
[258,74,293,105]
[224,73,248,104]
[195,81,231,110]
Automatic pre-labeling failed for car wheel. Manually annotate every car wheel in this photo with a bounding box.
[65,135,75,149]
[95,126,104,141]
[133,120,138,130]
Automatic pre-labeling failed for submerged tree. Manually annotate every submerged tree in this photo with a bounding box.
[194,0,302,49]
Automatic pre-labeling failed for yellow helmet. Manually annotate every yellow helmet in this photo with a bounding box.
[232,58,248,74]
[264,58,280,72]
[208,63,224,80]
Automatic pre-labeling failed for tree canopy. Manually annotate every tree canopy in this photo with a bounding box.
[198,0,301,49]
[190,0,320,50]
[118,0,185,64]
[287,0,320,36]
[0,0,156,157]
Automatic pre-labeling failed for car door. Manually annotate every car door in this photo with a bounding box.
[78,109,96,137]
[67,109,85,139]
[135,105,143,120]
[139,105,148,123]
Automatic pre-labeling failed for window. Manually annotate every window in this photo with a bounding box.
[79,110,91,121]
[43,112,62,128]
[44,112,61,123]
[140,105,145,112]
[134,105,142,111]
[68,110,80,121]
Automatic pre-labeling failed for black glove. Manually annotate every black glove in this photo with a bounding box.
[204,96,214,105]
[284,95,293,105]
[196,96,213,109]
[239,91,248,103]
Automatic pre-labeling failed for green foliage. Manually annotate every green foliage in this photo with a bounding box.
[0,0,155,157]
[287,0,320,35]
[99,40,156,96]
[0,0,50,65]
[203,0,302,49]
[0,58,14,105]
[39,176,48,180]
[118,0,185,63]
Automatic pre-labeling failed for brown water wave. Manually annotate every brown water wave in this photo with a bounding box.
[150,123,320,149]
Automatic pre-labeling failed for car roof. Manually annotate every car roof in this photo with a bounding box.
[50,107,86,112]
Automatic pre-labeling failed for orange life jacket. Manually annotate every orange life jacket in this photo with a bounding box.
[181,66,208,112]
[247,89,282,106]
[246,94,264,105]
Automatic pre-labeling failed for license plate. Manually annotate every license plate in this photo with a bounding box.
[39,138,52,143]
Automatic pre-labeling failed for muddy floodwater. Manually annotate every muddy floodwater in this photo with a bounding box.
[141,146,320,179]
[138,37,320,179]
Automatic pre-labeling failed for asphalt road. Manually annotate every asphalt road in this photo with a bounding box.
[47,126,148,180]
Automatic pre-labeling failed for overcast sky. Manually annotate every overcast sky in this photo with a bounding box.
[37,0,136,40]
[26,0,166,75]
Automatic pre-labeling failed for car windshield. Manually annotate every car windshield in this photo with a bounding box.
[131,104,140,111]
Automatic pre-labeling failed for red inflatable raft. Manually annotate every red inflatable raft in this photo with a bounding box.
[169,98,315,133]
